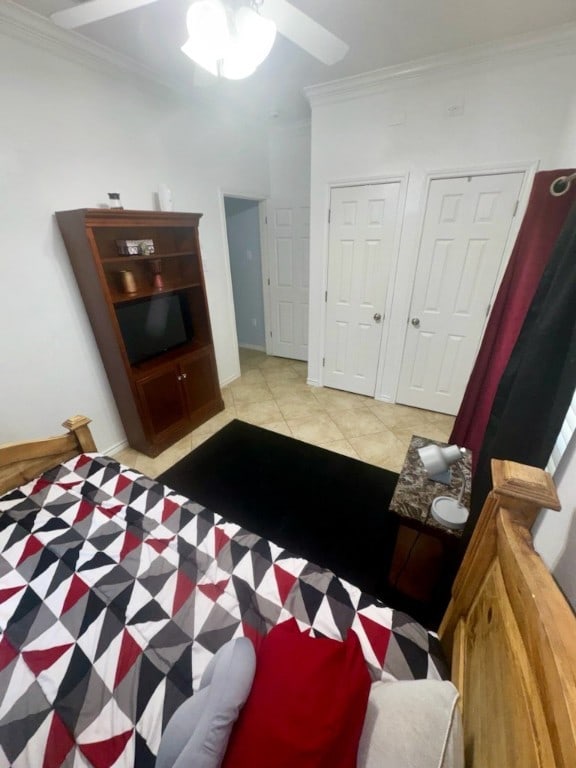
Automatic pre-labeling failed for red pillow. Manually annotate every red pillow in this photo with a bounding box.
[222,619,371,768]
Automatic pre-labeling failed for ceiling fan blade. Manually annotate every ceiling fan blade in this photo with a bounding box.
[51,0,159,30]
[261,0,348,65]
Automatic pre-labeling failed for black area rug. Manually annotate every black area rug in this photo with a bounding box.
[158,419,399,600]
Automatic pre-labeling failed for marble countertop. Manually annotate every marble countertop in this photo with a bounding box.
[389,435,472,537]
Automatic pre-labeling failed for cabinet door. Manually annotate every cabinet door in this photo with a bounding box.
[136,364,189,443]
[180,349,222,427]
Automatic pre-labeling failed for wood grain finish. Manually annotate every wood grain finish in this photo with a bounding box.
[55,209,224,457]
[0,416,95,495]
[439,459,576,768]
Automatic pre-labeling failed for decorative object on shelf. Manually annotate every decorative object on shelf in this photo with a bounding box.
[418,443,469,531]
[116,239,155,256]
[108,192,123,209]
[118,270,137,295]
[158,183,174,212]
[149,259,164,291]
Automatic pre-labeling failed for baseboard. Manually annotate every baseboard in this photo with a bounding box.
[307,378,322,387]
[220,372,241,387]
[105,438,129,456]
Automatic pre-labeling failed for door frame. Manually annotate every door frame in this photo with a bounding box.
[317,174,409,393]
[391,160,538,406]
[218,187,272,385]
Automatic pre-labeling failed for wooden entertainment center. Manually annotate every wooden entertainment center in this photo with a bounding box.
[56,208,224,457]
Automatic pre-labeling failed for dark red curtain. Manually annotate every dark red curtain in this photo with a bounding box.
[450,169,576,470]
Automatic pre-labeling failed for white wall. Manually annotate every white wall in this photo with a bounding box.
[306,42,576,399]
[0,30,269,453]
[268,121,311,201]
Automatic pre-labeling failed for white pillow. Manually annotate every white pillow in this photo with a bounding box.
[358,680,464,768]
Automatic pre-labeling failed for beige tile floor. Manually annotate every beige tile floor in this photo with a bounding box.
[116,348,455,478]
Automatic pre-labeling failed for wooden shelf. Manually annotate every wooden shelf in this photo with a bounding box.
[102,251,196,264]
[131,338,212,375]
[111,282,202,304]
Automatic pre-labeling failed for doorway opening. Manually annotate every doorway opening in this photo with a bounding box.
[224,196,268,356]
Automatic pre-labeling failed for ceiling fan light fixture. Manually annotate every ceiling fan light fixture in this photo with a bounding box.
[221,6,277,79]
[182,0,277,79]
[185,0,230,59]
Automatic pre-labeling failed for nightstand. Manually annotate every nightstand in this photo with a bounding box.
[387,435,472,628]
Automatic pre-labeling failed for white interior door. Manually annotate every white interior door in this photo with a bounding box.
[397,171,524,414]
[268,201,310,360]
[324,183,401,396]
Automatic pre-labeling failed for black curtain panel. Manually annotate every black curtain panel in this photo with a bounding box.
[469,199,576,530]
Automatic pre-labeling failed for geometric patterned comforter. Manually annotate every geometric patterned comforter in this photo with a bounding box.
[0,454,447,768]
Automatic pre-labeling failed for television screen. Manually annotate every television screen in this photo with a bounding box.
[115,294,193,365]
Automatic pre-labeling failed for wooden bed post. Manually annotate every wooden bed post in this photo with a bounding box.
[439,460,576,768]
[62,415,97,452]
[439,459,560,657]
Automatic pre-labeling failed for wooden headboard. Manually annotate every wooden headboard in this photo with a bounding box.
[440,460,576,767]
[0,416,96,495]
[1,418,575,766]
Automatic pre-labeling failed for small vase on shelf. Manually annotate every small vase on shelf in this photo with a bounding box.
[150,259,164,291]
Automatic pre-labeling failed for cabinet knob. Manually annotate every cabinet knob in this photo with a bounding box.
[177,374,182,381]
[182,373,187,380]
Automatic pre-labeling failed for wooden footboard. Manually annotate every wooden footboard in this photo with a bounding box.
[439,460,576,768]
[0,416,96,495]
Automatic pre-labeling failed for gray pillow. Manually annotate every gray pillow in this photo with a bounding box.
[358,680,464,768]
[155,637,256,768]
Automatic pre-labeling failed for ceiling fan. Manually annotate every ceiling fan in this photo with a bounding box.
[50,0,349,68]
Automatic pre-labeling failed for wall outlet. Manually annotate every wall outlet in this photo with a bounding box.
[251,318,257,327]
[246,249,253,261]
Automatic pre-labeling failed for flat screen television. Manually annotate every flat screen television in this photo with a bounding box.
[115,293,193,365]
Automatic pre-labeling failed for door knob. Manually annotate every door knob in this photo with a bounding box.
[373,313,382,322]
[411,317,421,327]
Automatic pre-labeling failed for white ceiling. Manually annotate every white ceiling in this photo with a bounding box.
[14,0,576,123]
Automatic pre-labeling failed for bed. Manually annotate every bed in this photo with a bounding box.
[0,416,575,767]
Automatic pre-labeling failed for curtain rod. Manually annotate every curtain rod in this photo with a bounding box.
[550,171,576,197]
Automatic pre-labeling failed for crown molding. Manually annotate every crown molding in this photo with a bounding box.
[304,22,576,108]
[0,0,177,94]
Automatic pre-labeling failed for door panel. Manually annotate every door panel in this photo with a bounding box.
[268,201,310,360]
[324,183,401,396]
[136,365,188,442]
[397,172,524,414]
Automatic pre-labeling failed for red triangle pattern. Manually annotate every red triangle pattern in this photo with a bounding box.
[79,729,133,768]
[119,531,141,561]
[146,537,174,554]
[31,478,50,494]
[173,571,195,615]
[214,527,230,556]
[97,504,124,520]
[0,584,25,604]
[55,481,82,490]
[198,579,229,602]
[17,536,43,566]
[273,564,298,605]
[62,574,90,614]
[42,712,75,768]
[358,613,391,666]
[161,498,179,523]
[114,630,142,689]
[114,473,132,495]
[74,499,95,524]
[23,644,74,676]
[0,636,18,672]
[74,454,92,469]
[241,621,264,654]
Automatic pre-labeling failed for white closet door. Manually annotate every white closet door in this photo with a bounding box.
[324,183,401,396]
[397,172,524,414]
